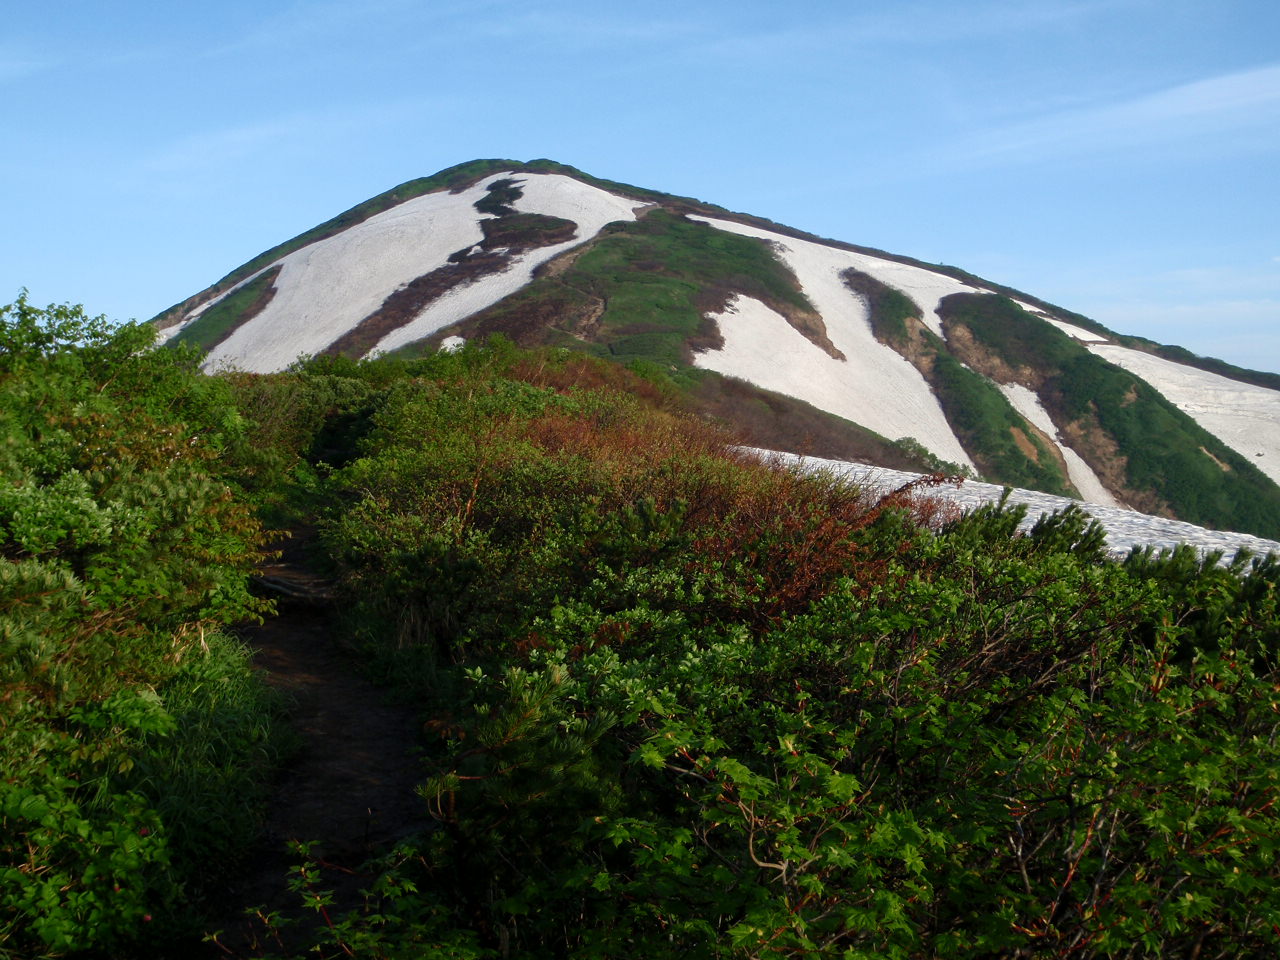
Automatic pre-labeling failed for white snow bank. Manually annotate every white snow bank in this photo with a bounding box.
[997,383,1119,506]
[440,335,466,353]
[1080,343,1280,487]
[1039,315,1280,487]
[370,174,646,356]
[697,292,973,469]
[759,450,1280,562]
[688,224,978,470]
[203,179,497,372]
[1044,317,1113,344]
[690,216,983,339]
[200,172,645,372]
[687,216,974,468]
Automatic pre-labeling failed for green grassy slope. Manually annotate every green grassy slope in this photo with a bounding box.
[449,208,822,367]
[844,268,1076,495]
[939,293,1280,537]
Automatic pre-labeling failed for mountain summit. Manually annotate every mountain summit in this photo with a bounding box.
[152,159,1280,538]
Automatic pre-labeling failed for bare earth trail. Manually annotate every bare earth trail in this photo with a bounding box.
[201,536,431,956]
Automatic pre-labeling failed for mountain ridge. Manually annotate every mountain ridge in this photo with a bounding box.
[152,160,1280,539]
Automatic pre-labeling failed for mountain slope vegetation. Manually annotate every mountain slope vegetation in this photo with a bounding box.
[152,161,1280,540]
[8,298,1280,958]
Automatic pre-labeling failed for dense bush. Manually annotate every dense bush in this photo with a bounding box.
[0,297,280,956]
[257,340,1280,958]
[7,318,1279,958]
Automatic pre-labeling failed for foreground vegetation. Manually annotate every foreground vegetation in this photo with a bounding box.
[0,297,281,955]
[4,300,1280,957]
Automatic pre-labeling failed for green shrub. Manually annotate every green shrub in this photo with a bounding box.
[272,339,1280,958]
[0,297,279,957]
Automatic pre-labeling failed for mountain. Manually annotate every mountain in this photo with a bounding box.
[152,159,1280,539]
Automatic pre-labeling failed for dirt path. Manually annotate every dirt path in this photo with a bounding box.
[201,539,431,956]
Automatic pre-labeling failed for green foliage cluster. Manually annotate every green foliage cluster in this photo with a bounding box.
[888,437,972,477]
[167,265,281,354]
[928,349,1077,496]
[0,297,282,957]
[465,209,816,368]
[836,269,1074,495]
[235,339,1280,959]
[472,177,523,217]
[841,268,919,348]
[9,304,1280,957]
[939,293,1280,538]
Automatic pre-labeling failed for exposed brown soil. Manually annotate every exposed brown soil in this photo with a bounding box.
[1200,445,1232,472]
[1016,418,1079,497]
[892,316,941,376]
[199,534,430,957]
[1009,425,1040,463]
[944,321,1041,387]
[1058,408,1171,516]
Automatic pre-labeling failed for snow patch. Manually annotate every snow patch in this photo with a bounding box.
[997,383,1119,506]
[369,173,646,356]
[440,335,466,353]
[1044,317,1112,344]
[696,294,974,469]
[1081,343,1280,486]
[203,179,498,372]
[760,450,1280,562]
[689,216,984,338]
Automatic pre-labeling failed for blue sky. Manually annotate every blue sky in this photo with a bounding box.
[5,0,1279,372]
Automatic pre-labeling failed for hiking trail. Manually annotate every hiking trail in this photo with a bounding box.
[201,531,430,957]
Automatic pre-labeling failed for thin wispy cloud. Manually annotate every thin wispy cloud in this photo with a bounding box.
[212,0,506,58]
[0,47,53,83]
[142,119,313,175]
[953,63,1280,166]
[692,0,1145,60]
[140,101,430,176]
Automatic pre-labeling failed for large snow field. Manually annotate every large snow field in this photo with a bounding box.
[696,296,973,468]
[688,216,974,468]
[1085,343,1280,486]
[835,251,984,338]
[371,174,646,356]
[762,450,1280,562]
[202,178,499,372]
[997,383,1118,505]
[1042,318,1280,486]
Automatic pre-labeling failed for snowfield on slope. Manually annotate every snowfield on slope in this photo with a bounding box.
[203,179,495,372]
[691,216,984,338]
[370,173,646,356]
[200,173,644,372]
[761,450,1280,562]
[1045,320,1280,486]
[688,216,975,468]
[997,383,1118,505]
